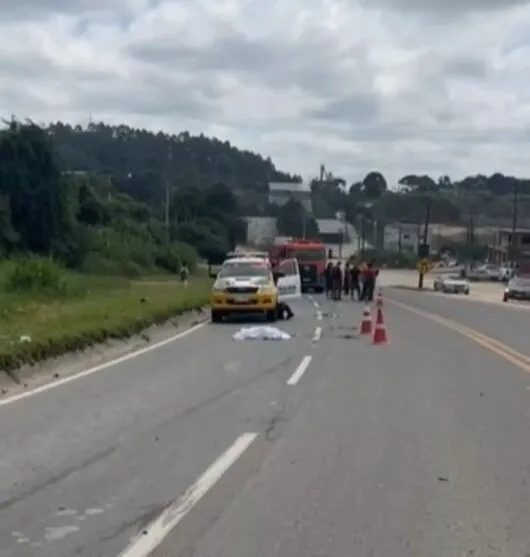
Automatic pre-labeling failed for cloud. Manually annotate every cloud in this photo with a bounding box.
[1,0,530,184]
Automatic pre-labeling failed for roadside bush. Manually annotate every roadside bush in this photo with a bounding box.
[5,256,69,294]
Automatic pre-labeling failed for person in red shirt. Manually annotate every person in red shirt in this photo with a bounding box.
[361,262,377,301]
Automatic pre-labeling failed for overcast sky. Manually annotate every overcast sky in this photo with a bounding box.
[1,0,530,184]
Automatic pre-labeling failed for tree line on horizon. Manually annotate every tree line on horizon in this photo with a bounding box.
[1,118,527,270]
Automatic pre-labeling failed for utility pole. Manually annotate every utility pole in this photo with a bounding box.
[360,216,366,260]
[422,196,431,244]
[510,182,519,262]
[164,146,172,238]
[417,196,431,289]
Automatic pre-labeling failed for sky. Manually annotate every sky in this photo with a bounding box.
[1,0,530,184]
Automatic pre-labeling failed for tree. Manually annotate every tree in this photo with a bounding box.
[276,198,319,238]
[0,120,74,256]
[362,171,387,199]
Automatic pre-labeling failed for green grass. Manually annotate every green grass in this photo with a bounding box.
[0,260,212,374]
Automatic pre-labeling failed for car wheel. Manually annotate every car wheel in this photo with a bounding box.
[464,290,469,295]
[211,310,223,323]
[434,283,439,291]
[503,293,509,302]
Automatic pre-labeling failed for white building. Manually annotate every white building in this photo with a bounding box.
[268,182,312,213]
[383,223,430,252]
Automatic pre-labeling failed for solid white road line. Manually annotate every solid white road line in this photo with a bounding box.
[287,355,312,385]
[0,321,208,408]
[118,432,258,557]
[312,327,322,342]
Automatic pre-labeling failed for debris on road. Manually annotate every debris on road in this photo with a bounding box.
[232,326,291,340]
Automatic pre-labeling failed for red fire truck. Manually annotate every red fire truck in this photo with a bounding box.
[269,238,327,293]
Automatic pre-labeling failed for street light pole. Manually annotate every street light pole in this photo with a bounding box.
[417,195,431,289]
[510,182,519,262]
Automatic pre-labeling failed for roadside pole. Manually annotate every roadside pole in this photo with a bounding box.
[417,259,429,289]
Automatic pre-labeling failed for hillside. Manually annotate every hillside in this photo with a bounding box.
[48,122,301,216]
[1,119,295,273]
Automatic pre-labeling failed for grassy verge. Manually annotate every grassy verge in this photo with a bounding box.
[0,260,212,374]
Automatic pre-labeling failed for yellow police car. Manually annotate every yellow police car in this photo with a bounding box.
[210,257,279,323]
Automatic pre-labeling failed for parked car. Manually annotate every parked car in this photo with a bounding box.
[433,273,470,294]
[503,276,530,302]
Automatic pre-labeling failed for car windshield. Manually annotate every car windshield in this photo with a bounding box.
[445,274,462,281]
[513,277,530,286]
[218,261,270,278]
[287,248,326,261]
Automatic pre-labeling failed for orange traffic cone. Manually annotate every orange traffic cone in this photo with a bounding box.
[360,304,372,334]
[372,307,388,345]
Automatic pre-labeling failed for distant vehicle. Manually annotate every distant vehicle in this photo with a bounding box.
[466,263,500,281]
[499,265,515,282]
[503,276,530,302]
[268,238,326,293]
[433,273,470,294]
[226,250,270,263]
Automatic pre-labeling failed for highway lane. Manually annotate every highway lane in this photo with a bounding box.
[386,286,530,359]
[150,295,530,557]
[0,297,319,557]
[5,290,530,556]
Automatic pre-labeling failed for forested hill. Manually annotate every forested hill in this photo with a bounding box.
[48,122,301,208]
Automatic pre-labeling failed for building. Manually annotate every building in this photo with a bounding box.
[383,223,429,252]
[244,216,277,246]
[316,218,356,244]
[268,182,312,213]
[244,215,357,249]
[487,228,530,264]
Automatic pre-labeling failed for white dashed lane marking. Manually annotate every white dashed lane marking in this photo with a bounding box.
[117,433,258,557]
[287,355,312,385]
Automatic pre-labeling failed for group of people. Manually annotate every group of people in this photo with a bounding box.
[270,258,379,321]
[323,260,378,302]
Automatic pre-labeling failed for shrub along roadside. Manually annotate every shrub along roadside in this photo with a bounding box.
[0,273,213,375]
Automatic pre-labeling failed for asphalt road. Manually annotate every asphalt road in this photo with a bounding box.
[2,289,530,556]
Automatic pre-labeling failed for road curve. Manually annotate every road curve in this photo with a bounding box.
[387,285,530,359]
[2,292,530,556]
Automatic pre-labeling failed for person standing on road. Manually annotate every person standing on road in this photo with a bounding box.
[324,260,333,298]
[343,262,351,297]
[361,262,376,301]
[332,261,343,300]
[350,262,361,301]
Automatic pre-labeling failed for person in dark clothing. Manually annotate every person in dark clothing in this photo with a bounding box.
[350,263,361,300]
[332,261,343,300]
[343,263,351,296]
[324,261,333,298]
[360,262,376,301]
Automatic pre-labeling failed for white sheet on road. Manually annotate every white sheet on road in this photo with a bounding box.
[232,326,291,340]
